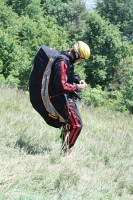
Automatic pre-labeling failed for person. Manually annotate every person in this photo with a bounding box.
[29,41,90,155]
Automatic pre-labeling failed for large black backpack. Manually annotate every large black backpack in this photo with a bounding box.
[29,45,68,128]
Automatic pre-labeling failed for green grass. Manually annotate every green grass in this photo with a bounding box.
[0,86,133,200]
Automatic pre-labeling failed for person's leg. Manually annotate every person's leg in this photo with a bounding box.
[61,101,82,152]
[68,101,82,149]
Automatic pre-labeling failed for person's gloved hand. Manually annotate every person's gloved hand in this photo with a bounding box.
[77,80,87,91]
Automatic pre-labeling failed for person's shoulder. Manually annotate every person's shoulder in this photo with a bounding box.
[58,54,69,61]
[55,52,70,62]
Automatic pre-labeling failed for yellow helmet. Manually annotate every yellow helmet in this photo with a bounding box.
[73,41,90,60]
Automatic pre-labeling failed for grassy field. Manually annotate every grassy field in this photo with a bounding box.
[0,86,133,200]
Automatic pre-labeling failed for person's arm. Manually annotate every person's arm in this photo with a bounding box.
[53,60,78,93]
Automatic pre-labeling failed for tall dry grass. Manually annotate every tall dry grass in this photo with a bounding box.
[0,86,133,200]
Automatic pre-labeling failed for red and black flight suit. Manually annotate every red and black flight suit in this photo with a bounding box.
[52,51,83,149]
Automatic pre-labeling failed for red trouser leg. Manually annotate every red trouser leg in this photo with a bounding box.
[67,101,82,149]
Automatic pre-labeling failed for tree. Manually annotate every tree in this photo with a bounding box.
[41,0,87,42]
[0,29,31,88]
[5,0,43,19]
[0,0,69,89]
[66,0,87,41]
[0,1,21,86]
[79,12,129,88]
[0,1,19,35]
[18,15,69,57]
[95,0,133,41]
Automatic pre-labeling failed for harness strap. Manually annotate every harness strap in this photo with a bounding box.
[60,94,71,153]
[61,126,70,153]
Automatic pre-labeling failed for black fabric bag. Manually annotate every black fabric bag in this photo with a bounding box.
[29,45,67,128]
